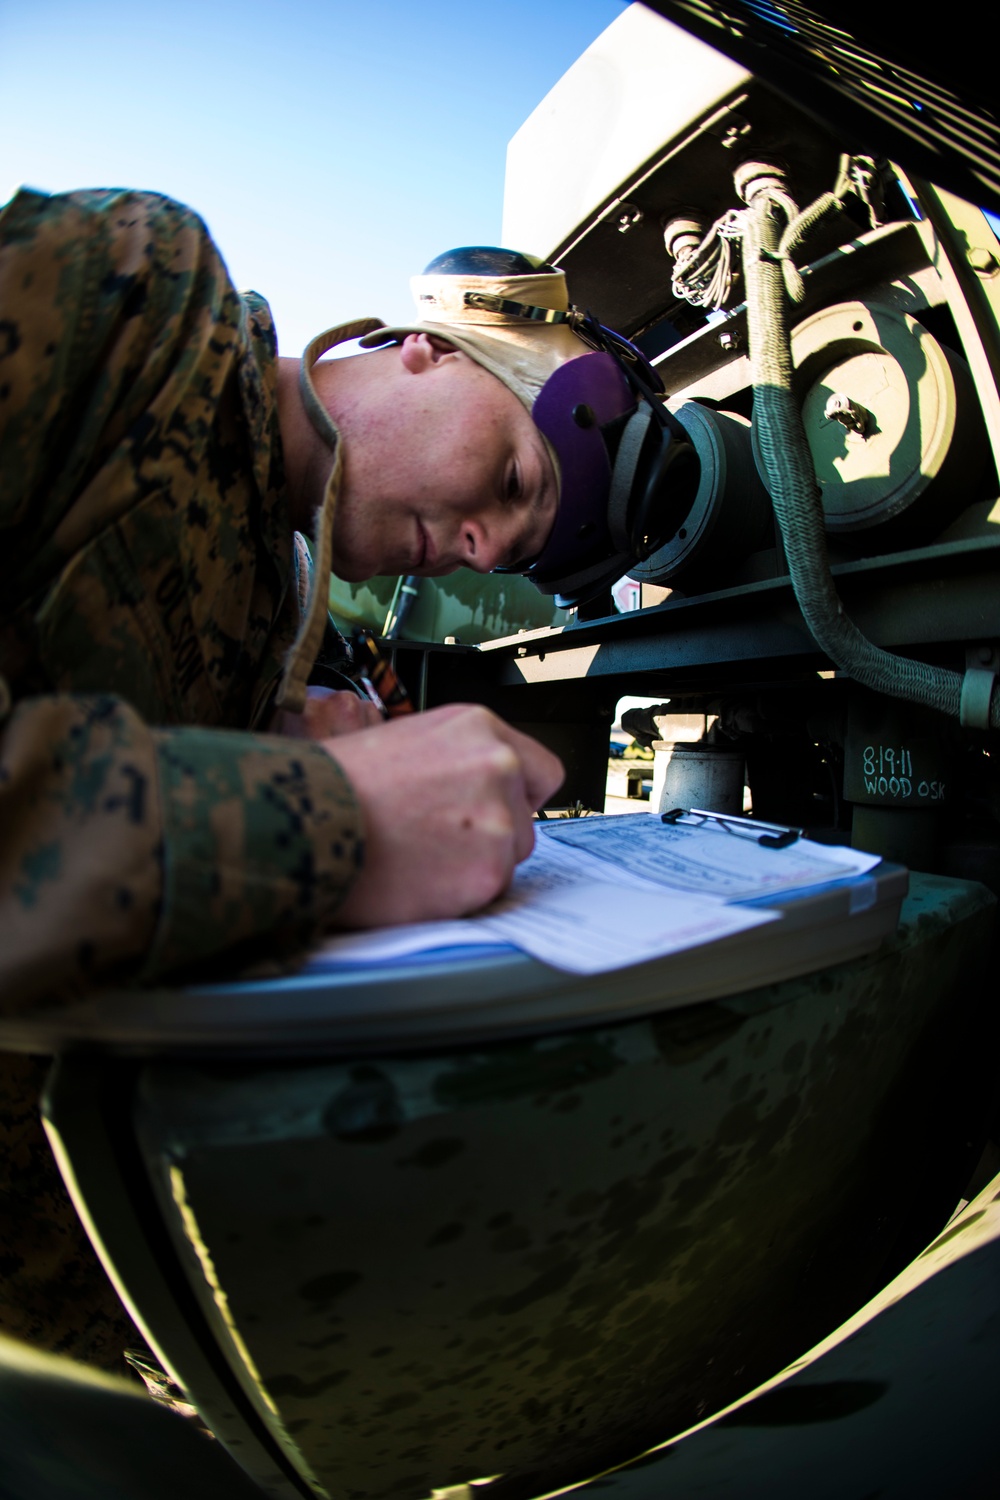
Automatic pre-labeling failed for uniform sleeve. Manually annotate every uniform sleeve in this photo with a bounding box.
[0,190,367,1009]
[0,694,365,1013]
[0,186,245,554]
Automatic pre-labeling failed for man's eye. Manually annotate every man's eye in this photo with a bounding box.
[505,463,523,503]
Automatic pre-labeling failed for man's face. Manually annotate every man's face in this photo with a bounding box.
[330,335,559,583]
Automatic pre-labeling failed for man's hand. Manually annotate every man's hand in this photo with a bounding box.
[277,685,383,739]
[323,703,564,927]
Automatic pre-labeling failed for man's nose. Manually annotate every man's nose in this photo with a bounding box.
[460,517,507,573]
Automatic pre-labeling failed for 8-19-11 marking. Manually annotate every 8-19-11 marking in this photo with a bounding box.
[862,744,946,801]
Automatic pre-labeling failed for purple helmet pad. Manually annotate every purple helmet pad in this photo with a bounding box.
[528,353,636,575]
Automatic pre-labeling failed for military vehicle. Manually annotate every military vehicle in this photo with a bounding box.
[2,4,998,1498]
[328,566,569,651]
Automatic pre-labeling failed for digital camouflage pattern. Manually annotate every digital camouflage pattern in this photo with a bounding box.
[0,189,364,1365]
[127,876,994,1498]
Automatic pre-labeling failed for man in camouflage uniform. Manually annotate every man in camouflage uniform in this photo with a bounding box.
[0,188,567,1368]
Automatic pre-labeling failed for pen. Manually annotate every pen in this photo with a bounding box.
[351,628,414,719]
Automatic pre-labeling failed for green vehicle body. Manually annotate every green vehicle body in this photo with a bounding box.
[328,570,568,647]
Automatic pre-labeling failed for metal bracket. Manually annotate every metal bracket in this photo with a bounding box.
[959,667,996,729]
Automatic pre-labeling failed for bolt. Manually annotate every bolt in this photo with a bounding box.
[718,330,741,351]
[616,202,643,234]
[824,392,869,435]
[720,124,749,150]
[968,245,1000,276]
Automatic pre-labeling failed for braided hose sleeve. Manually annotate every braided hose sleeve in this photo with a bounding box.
[777,192,844,302]
[743,192,1000,730]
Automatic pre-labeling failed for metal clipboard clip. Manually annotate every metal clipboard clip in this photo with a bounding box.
[661,807,802,850]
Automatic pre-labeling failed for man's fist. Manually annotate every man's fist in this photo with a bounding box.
[323,703,564,927]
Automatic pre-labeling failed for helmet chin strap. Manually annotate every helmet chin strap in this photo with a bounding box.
[276,318,386,714]
[298,318,386,449]
[462,291,576,325]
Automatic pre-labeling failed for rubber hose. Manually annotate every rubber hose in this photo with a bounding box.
[743,188,999,731]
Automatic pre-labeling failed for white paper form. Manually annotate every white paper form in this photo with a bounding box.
[539,813,880,902]
[305,831,775,975]
[474,835,774,971]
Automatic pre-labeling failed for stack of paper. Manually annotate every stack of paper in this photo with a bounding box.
[0,815,900,1052]
[308,813,882,977]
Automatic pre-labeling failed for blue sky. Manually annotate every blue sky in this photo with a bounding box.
[0,0,625,355]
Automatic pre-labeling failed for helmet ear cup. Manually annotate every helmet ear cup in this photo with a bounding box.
[523,354,703,606]
[520,353,636,590]
[534,416,702,608]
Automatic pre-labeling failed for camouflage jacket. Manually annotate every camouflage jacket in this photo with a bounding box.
[0,188,365,1011]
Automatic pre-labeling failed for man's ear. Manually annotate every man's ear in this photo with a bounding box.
[399,331,459,373]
